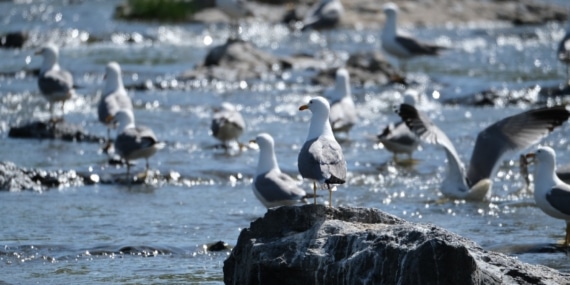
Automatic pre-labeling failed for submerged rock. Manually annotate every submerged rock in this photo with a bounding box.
[180,39,290,81]
[0,161,87,191]
[224,205,570,285]
[8,120,104,143]
[312,51,402,86]
[0,31,28,49]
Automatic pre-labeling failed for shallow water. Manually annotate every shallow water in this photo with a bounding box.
[1,0,570,283]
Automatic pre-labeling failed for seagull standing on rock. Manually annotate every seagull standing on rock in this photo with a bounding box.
[211,102,246,149]
[298,96,347,207]
[251,133,308,208]
[525,146,570,246]
[327,68,357,137]
[381,2,446,72]
[112,109,164,182]
[35,44,75,121]
[377,90,420,161]
[99,62,133,151]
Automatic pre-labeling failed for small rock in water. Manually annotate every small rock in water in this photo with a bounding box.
[8,120,104,143]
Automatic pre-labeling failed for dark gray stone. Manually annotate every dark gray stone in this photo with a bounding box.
[224,205,570,285]
[179,39,290,81]
[8,120,104,143]
[0,31,28,49]
[312,51,402,86]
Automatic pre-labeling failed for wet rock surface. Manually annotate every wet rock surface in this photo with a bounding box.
[223,205,570,285]
[0,161,86,191]
[8,120,105,143]
[0,159,203,191]
[179,39,290,81]
[0,31,28,49]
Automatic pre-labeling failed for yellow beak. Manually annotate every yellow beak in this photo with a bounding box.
[105,114,115,124]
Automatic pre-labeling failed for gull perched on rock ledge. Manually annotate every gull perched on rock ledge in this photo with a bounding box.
[211,102,246,149]
[251,133,308,208]
[381,2,446,71]
[112,109,164,181]
[327,68,357,137]
[298,96,347,207]
[98,62,133,150]
[35,44,75,121]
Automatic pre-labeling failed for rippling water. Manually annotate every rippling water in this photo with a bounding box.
[1,0,570,283]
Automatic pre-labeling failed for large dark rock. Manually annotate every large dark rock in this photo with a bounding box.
[224,205,570,285]
[180,39,291,81]
[8,120,104,143]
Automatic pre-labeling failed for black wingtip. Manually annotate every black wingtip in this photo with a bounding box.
[531,105,570,132]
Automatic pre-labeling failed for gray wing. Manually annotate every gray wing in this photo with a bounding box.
[546,186,570,216]
[115,126,158,157]
[211,110,245,136]
[302,0,343,30]
[254,170,306,202]
[38,69,73,96]
[378,121,417,145]
[395,35,443,56]
[329,98,356,131]
[467,106,570,185]
[396,103,461,162]
[298,137,346,185]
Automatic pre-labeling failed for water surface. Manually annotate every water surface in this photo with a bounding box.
[1,0,570,283]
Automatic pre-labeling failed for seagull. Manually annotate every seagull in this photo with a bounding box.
[298,96,347,207]
[112,109,164,181]
[216,0,253,39]
[211,102,246,148]
[250,133,308,208]
[327,68,357,136]
[301,0,344,31]
[98,62,133,149]
[381,2,446,71]
[525,146,570,246]
[377,90,420,161]
[558,17,570,86]
[35,44,75,121]
[395,104,570,200]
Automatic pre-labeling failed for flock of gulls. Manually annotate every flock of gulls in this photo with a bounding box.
[30,0,570,246]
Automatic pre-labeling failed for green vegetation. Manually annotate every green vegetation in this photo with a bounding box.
[115,0,213,22]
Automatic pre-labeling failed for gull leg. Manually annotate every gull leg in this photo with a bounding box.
[61,100,65,120]
[328,185,332,208]
[103,128,112,153]
[145,158,149,178]
[566,64,570,87]
[313,181,317,205]
[49,103,55,122]
[564,222,570,247]
[126,160,131,185]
